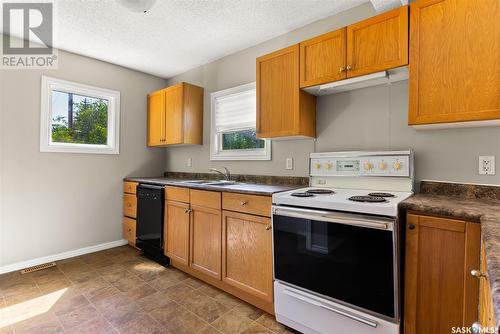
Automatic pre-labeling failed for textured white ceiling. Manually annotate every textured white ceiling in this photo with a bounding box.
[36,0,372,78]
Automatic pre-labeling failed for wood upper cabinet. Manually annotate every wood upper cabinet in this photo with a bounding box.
[346,6,408,78]
[222,210,273,303]
[147,82,203,146]
[404,213,481,334]
[479,241,496,328]
[409,0,500,125]
[147,89,165,146]
[256,44,316,138]
[300,28,347,88]
[165,200,190,265]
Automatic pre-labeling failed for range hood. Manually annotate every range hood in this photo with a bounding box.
[302,66,408,96]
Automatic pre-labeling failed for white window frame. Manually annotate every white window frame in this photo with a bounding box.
[40,75,120,154]
[210,82,270,161]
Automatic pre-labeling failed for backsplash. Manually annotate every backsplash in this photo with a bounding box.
[163,172,309,186]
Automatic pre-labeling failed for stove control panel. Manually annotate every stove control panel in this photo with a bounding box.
[310,154,410,177]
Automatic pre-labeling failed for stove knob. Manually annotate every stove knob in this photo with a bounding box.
[394,162,402,171]
[314,162,322,170]
[324,162,333,170]
[379,162,387,170]
[364,162,374,171]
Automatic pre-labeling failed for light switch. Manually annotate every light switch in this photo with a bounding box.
[187,158,192,167]
[286,158,293,170]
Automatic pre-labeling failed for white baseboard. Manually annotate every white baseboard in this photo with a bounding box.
[0,239,129,275]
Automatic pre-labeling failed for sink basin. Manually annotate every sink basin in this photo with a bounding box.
[206,181,238,186]
[179,180,239,186]
[180,180,214,184]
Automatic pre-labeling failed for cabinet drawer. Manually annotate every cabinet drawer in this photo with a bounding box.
[222,193,272,217]
[123,193,137,218]
[190,189,221,210]
[165,186,189,203]
[123,181,138,194]
[123,217,136,245]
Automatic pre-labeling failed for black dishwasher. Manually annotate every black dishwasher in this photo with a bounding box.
[136,184,169,265]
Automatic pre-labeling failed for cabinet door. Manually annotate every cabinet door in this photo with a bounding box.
[165,200,190,265]
[165,84,184,145]
[257,44,300,138]
[404,214,480,334]
[409,0,500,125]
[300,28,347,87]
[190,205,222,279]
[222,211,273,302]
[346,6,408,78]
[147,89,165,146]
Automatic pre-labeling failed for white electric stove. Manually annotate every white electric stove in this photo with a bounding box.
[272,150,414,334]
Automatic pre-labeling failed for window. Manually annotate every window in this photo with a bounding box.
[40,76,120,154]
[210,82,270,160]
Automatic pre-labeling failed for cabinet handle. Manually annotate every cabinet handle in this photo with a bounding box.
[408,224,415,230]
[265,224,272,230]
[240,201,248,206]
[339,67,346,73]
[346,65,353,71]
[184,208,192,214]
[471,270,486,278]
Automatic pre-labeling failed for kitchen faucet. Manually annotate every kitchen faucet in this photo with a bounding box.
[209,167,231,181]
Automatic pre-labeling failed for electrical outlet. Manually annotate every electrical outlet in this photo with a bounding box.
[187,158,192,167]
[479,156,495,175]
[286,158,293,170]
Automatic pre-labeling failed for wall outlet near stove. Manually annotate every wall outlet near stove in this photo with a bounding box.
[286,158,293,170]
[479,156,495,175]
[187,157,192,167]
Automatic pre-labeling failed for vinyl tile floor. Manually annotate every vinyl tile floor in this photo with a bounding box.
[0,246,298,334]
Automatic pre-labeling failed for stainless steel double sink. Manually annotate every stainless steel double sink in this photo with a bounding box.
[179,180,240,186]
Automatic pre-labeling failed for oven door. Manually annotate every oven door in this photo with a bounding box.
[272,206,398,321]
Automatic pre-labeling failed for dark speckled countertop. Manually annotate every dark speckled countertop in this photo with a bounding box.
[125,173,306,196]
[400,181,500,327]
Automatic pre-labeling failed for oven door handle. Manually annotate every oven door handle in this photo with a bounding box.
[282,288,378,328]
[273,207,393,230]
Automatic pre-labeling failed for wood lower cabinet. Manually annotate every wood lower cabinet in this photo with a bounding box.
[256,44,316,139]
[164,187,274,313]
[147,82,203,146]
[300,28,347,88]
[479,241,497,328]
[123,217,136,246]
[404,213,481,334]
[123,193,137,218]
[190,204,222,279]
[122,181,138,247]
[222,210,273,303]
[346,6,408,78]
[408,0,500,125]
[165,200,190,265]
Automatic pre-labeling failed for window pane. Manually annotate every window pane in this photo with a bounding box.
[51,91,109,145]
[222,129,265,150]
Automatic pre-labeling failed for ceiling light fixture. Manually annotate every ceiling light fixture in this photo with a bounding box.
[119,0,157,14]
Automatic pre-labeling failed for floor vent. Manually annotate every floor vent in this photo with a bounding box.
[20,262,56,274]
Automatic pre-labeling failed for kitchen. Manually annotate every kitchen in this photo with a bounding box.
[0,0,499,333]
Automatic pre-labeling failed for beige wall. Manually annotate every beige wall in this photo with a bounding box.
[165,3,500,186]
[0,47,167,267]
